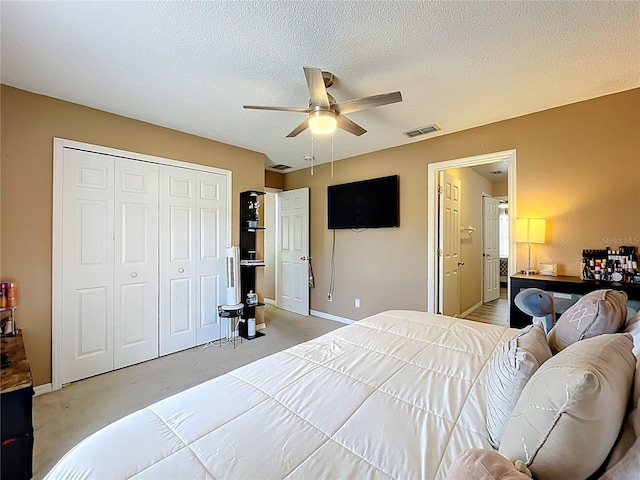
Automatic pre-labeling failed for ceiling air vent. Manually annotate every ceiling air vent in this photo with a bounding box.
[268,164,292,171]
[403,124,440,138]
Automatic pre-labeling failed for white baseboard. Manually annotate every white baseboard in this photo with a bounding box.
[310,310,354,325]
[256,322,266,330]
[460,301,483,319]
[34,383,53,396]
[264,298,276,305]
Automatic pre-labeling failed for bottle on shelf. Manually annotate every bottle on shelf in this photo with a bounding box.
[7,282,17,307]
[246,290,258,306]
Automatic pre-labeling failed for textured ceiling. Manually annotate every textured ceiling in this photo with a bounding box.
[2,1,638,172]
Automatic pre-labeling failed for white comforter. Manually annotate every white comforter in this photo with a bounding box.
[46,310,516,479]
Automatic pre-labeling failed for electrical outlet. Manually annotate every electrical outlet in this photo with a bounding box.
[327,293,332,301]
[355,298,360,308]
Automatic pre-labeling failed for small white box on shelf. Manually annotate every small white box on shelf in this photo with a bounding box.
[540,262,558,276]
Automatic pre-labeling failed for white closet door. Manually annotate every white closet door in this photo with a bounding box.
[160,166,197,355]
[114,158,159,368]
[61,149,115,384]
[195,171,228,345]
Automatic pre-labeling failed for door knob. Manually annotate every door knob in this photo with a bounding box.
[458,261,465,266]
[300,256,307,261]
[131,272,138,278]
[179,268,185,273]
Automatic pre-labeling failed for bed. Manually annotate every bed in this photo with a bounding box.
[47,311,515,479]
[45,310,517,479]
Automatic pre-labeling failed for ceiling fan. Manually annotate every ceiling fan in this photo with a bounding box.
[243,66,402,138]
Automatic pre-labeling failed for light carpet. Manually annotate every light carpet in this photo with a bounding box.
[32,305,344,479]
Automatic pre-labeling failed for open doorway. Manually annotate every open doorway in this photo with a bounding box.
[263,188,281,306]
[427,150,517,322]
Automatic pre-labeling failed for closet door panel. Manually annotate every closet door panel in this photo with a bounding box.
[196,172,228,344]
[160,166,197,355]
[61,149,115,384]
[114,158,159,369]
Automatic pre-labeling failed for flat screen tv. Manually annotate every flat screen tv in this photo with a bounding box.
[327,175,399,229]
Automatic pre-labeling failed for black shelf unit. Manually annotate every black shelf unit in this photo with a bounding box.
[239,190,266,340]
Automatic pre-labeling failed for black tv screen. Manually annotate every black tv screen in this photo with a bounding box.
[327,175,399,229]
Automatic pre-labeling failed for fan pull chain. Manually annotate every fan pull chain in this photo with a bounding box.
[311,132,314,176]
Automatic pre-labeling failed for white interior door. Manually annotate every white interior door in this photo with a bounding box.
[483,196,501,303]
[61,149,115,384]
[114,158,159,369]
[160,166,197,355]
[276,188,310,315]
[195,171,228,345]
[438,171,461,316]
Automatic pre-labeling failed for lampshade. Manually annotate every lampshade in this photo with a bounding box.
[309,110,337,135]
[515,218,546,244]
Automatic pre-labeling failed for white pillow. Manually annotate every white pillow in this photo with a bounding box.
[499,333,635,480]
[485,324,552,448]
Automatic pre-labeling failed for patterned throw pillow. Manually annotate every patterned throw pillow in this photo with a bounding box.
[547,289,627,353]
[485,324,552,448]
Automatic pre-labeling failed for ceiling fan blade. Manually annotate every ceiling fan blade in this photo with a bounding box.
[303,67,330,109]
[336,115,367,136]
[334,91,402,115]
[286,118,310,138]
[243,105,309,113]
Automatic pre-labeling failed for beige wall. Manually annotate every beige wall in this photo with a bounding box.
[265,170,284,189]
[285,88,640,320]
[493,180,508,197]
[446,168,494,314]
[1,85,266,386]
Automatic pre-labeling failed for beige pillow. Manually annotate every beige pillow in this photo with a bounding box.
[600,437,640,480]
[446,449,532,480]
[605,352,640,473]
[624,310,640,356]
[548,289,628,353]
[499,333,635,480]
[485,324,552,448]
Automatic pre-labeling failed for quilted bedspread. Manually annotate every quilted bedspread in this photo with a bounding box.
[46,310,516,479]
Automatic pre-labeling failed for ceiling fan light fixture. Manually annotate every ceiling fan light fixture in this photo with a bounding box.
[309,110,337,135]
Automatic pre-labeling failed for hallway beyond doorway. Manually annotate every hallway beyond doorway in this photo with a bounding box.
[462,288,509,327]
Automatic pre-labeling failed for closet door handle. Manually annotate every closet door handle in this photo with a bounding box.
[131,272,138,278]
[178,268,185,273]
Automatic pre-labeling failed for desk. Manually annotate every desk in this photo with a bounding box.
[1,333,33,480]
[510,274,640,329]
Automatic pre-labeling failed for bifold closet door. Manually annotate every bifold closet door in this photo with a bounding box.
[61,149,115,384]
[114,158,159,369]
[159,167,229,355]
[159,166,197,355]
[61,151,161,383]
[195,171,229,345]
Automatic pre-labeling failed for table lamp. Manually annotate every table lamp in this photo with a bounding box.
[515,218,546,274]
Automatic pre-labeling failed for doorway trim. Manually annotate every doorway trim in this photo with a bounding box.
[427,149,517,313]
[264,187,282,308]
